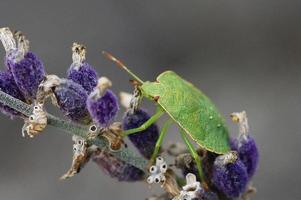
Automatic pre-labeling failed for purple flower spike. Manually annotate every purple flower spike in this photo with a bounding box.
[87,77,119,127]
[123,109,159,159]
[212,151,248,198]
[92,149,145,182]
[0,71,25,118]
[54,79,91,124]
[0,29,45,101]
[67,43,98,94]
[231,111,259,178]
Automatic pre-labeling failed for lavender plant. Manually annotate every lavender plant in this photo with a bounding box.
[0,27,259,200]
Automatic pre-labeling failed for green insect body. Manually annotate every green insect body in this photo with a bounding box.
[103,52,230,183]
[141,71,230,154]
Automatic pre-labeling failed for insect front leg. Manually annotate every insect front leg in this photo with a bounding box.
[179,128,206,186]
[122,106,165,137]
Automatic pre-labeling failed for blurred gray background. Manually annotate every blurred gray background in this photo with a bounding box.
[0,0,300,199]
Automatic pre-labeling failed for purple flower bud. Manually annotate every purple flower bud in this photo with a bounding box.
[8,52,45,101]
[92,150,145,182]
[230,111,259,178]
[0,71,25,118]
[212,152,248,198]
[67,43,98,94]
[0,29,45,101]
[123,109,159,159]
[87,78,119,127]
[54,79,91,124]
[235,135,259,178]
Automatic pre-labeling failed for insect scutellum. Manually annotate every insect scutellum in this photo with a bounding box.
[103,51,206,183]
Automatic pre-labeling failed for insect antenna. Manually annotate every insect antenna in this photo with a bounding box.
[102,51,144,84]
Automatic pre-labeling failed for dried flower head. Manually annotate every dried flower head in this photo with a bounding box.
[36,74,61,105]
[67,43,98,94]
[61,135,90,180]
[170,173,219,200]
[22,102,47,138]
[52,78,91,124]
[147,158,180,198]
[87,123,126,151]
[0,28,45,101]
[147,156,168,186]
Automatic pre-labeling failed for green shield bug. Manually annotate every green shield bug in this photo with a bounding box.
[103,52,230,183]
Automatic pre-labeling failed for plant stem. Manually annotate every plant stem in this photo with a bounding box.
[0,90,148,171]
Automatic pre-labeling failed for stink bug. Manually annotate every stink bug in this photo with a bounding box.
[103,52,230,183]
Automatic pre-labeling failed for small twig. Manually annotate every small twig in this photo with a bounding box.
[0,90,148,171]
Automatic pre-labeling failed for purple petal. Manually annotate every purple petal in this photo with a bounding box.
[6,51,45,101]
[87,89,119,127]
[237,135,259,178]
[54,79,91,124]
[212,157,248,198]
[67,62,98,94]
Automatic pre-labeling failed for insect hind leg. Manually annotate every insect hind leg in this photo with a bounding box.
[148,119,173,166]
[179,128,205,185]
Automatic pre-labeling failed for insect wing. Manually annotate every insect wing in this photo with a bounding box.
[141,71,230,154]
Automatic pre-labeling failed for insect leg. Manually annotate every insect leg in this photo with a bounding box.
[122,106,165,137]
[179,128,205,184]
[149,118,173,165]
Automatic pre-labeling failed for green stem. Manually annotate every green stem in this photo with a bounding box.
[0,90,148,171]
